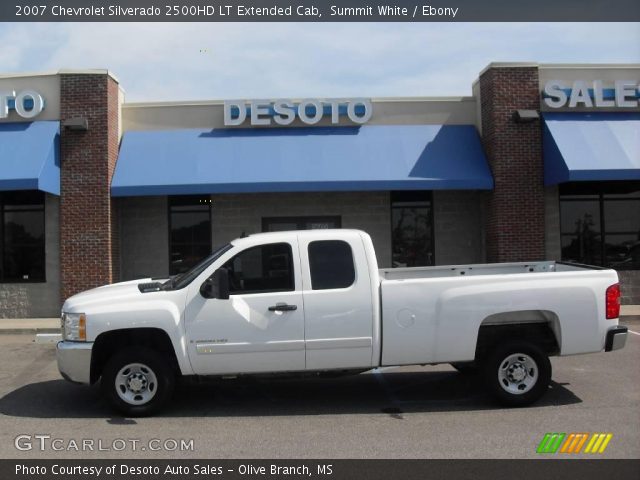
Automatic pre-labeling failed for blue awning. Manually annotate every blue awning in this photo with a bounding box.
[544,113,640,185]
[0,121,60,195]
[112,125,493,196]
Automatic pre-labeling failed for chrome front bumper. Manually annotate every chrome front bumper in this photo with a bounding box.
[56,341,93,384]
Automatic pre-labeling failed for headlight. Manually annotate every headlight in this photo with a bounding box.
[61,312,86,341]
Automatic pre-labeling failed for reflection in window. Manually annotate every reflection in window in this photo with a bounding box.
[560,182,640,270]
[222,243,294,294]
[169,196,212,275]
[1,191,45,282]
[391,191,434,267]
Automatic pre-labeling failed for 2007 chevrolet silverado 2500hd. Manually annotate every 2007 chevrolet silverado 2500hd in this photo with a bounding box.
[57,229,628,416]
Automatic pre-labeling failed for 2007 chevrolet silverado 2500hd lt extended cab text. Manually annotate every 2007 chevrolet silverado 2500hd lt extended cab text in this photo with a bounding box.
[57,230,628,416]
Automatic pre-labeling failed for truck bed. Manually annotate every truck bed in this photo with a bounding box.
[378,259,617,366]
[379,260,600,281]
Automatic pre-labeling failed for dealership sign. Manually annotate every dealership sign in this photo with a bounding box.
[0,90,45,119]
[224,98,373,126]
[543,80,640,108]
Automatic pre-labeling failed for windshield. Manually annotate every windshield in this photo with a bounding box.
[166,243,233,290]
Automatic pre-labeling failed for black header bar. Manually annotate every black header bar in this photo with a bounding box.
[3,459,640,480]
[4,0,640,22]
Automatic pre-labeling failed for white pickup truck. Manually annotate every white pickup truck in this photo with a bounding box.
[57,229,628,416]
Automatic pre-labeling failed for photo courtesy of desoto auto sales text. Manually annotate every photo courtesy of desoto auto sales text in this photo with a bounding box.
[0,1,638,479]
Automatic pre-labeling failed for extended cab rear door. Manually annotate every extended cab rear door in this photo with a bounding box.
[298,232,375,370]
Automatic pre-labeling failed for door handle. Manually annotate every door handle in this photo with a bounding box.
[268,304,298,312]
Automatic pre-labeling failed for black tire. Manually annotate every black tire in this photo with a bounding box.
[482,341,551,407]
[450,362,478,375]
[101,346,175,417]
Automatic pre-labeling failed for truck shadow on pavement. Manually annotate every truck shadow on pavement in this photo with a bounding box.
[0,369,582,419]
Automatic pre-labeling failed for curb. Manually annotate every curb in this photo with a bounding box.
[0,328,60,335]
[35,333,62,344]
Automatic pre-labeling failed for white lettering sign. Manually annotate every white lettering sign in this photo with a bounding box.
[543,80,639,109]
[0,90,45,119]
[224,98,373,126]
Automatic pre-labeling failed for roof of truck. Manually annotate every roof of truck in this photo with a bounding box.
[229,229,366,248]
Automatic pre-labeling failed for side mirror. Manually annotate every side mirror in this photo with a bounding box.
[200,268,230,300]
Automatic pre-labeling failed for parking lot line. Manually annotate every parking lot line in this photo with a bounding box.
[628,330,640,336]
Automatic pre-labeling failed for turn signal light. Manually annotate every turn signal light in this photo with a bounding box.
[606,283,621,320]
[78,314,86,340]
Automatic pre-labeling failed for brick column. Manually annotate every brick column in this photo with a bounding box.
[479,65,545,262]
[60,73,120,300]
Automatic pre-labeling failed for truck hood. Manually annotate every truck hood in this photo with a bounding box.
[62,278,160,312]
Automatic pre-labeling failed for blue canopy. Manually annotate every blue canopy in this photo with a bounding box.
[544,113,640,185]
[112,125,493,196]
[0,121,60,195]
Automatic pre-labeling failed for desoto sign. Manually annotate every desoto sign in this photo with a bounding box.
[543,80,640,108]
[0,90,45,119]
[224,98,373,126]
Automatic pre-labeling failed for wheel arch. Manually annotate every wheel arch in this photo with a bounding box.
[475,310,561,362]
[90,328,181,384]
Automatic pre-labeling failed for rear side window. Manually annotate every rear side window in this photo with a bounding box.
[308,240,355,290]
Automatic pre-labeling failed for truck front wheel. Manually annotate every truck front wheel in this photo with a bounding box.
[101,347,175,417]
[483,341,551,407]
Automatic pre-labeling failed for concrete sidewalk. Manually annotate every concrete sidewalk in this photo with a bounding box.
[1,305,639,334]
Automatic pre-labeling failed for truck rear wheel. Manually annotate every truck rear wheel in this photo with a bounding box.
[483,341,551,407]
[101,347,175,417]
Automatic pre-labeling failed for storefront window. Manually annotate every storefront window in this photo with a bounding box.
[391,191,434,267]
[262,216,341,232]
[560,182,640,270]
[0,191,45,282]
[169,196,212,275]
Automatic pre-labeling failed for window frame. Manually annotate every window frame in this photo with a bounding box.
[308,240,356,291]
[390,191,435,268]
[222,242,296,296]
[168,195,213,276]
[559,182,640,269]
[262,216,342,232]
[0,190,46,284]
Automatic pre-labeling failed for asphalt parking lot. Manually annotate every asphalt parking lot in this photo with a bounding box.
[0,321,638,459]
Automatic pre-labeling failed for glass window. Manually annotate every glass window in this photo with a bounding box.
[560,201,600,234]
[169,196,212,275]
[1,191,45,282]
[560,182,640,270]
[308,240,355,290]
[603,201,640,233]
[222,243,294,295]
[391,191,434,267]
[263,216,341,232]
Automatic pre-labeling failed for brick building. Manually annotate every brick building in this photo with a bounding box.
[0,63,638,318]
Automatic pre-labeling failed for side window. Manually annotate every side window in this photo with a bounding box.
[308,240,355,290]
[222,243,294,295]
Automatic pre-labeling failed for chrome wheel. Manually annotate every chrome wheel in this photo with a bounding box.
[115,363,158,406]
[497,353,538,395]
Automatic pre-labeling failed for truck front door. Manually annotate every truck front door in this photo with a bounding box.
[185,240,306,375]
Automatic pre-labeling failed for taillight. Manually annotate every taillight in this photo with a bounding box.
[606,283,621,320]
